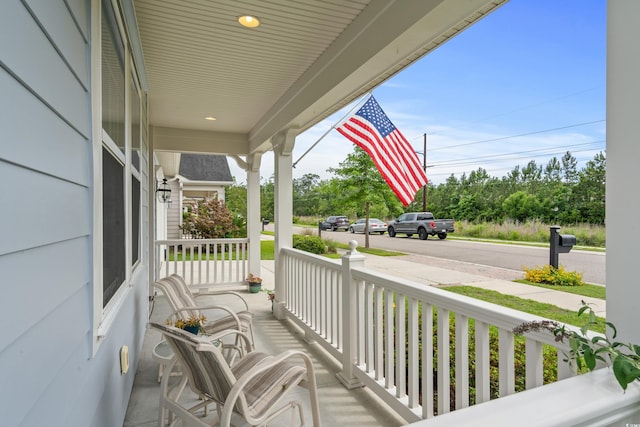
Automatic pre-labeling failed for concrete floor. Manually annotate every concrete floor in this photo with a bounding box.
[123,287,406,427]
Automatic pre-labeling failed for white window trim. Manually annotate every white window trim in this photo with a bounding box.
[92,0,144,355]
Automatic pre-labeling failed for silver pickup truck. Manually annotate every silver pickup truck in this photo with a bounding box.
[387,212,455,240]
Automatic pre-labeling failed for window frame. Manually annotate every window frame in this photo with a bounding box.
[92,0,146,353]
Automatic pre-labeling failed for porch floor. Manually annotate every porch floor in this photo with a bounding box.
[123,265,406,427]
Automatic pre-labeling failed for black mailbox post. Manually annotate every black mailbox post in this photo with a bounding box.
[550,226,576,268]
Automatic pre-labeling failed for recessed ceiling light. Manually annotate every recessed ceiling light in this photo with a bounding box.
[238,15,260,28]
[204,116,216,121]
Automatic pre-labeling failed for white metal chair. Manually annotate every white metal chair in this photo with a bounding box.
[154,274,255,347]
[149,322,321,427]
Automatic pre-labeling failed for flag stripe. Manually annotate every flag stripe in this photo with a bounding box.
[338,121,415,205]
[336,96,427,206]
[337,122,414,204]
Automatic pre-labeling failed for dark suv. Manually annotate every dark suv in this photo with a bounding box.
[320,215,350,231]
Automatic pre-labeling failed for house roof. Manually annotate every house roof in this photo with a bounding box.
[133,0,507,160]
[178,154,233,183]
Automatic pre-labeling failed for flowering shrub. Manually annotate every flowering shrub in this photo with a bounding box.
[523,264,584,286]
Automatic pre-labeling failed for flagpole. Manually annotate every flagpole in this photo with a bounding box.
[422,132,427,211]
[292,92,372,168]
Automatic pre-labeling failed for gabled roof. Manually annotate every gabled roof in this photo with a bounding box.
[178,154,233,183]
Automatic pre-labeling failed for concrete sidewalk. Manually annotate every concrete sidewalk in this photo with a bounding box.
[259,238,606,317]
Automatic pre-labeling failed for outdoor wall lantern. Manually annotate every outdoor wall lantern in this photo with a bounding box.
[156,178,172,204]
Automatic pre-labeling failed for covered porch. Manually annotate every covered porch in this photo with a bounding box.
[140,0,640,424]
[124,257,406,427]
[125,239,639,426]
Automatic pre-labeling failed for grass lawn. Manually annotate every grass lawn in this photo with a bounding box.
[443,285,605,333]
[515,279,606,299]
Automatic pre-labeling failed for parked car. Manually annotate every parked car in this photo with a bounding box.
[320,215,350,231]
[349,218,388,235]
[387,212,455,240]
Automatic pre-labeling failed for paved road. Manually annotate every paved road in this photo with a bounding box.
[314,227,606,285]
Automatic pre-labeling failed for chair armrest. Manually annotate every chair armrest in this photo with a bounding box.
[194,291,250,311]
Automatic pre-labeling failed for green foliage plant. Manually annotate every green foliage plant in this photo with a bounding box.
[292,234,326,254]
[324,239,338,254]
[523,265,585,286]
[514,303,640,391]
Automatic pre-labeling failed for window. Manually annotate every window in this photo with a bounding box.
[101,0,126,308]
[102,147,126,305]
[130,76,141,267]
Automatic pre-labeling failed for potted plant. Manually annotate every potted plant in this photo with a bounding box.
[246,273,263,293]
[172,315,207,335]
[265,289,275,312]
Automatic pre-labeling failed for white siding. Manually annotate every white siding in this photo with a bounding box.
[0,1,149,426]
[167,180,182,239]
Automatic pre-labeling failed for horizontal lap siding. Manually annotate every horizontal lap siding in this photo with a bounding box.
[0,0,94,426]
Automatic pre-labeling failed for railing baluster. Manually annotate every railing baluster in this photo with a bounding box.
[365,282,374,372]
[422,303,434,419]
[499,329,515,396]
[408,297,419,408]
[357,278,365,366]
[385,288,394,390]
[375,286,383,381]
[396,293,406,400]
[526,338,544,389]
[475,320,490,404]
[437,307,450,414]
[455,314,469,409]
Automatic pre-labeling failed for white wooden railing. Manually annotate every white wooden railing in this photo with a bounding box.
[280,243,602,423]
[155,238,249,286]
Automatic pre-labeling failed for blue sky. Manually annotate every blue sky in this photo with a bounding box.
[230,0,606,186]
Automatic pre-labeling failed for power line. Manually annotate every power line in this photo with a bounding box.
[429,147,604,170]
[429,140,605,168]
[427,151,603,177]
[427,119,605,152]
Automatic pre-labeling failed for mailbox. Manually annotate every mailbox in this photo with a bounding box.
[549,226,576,268]
[558,234,576,248]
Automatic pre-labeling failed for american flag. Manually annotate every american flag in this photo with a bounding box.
[336,95,428,206]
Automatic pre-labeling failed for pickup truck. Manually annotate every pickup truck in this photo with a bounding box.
[387,212,455,240]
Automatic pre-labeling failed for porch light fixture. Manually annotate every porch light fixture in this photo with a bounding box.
[156,178,172,204]
[238,15,260,28]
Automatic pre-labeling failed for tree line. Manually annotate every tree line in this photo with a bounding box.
[226,148,605,226]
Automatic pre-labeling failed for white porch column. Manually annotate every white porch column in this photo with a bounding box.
[606,0,640,344]
[246,154,262,279]
[273,129,297,318]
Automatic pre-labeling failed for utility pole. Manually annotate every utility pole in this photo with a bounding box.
[422,133,427,212]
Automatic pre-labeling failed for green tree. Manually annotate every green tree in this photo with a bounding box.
[502,191,543,222]
[225,179,247,218]
[260,178,275,222]
[561,151,578,184]
[573,152,606,224]
[329,147,403,247]
[293,173,321,216]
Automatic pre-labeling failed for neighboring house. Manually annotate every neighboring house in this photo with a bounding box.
[1,1,638,427]
[161,154,234,239]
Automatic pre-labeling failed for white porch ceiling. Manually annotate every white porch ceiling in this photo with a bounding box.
[134,0,507,158]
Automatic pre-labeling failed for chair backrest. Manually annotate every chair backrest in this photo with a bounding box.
[150,322,238,406]
[154,275,200,319]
